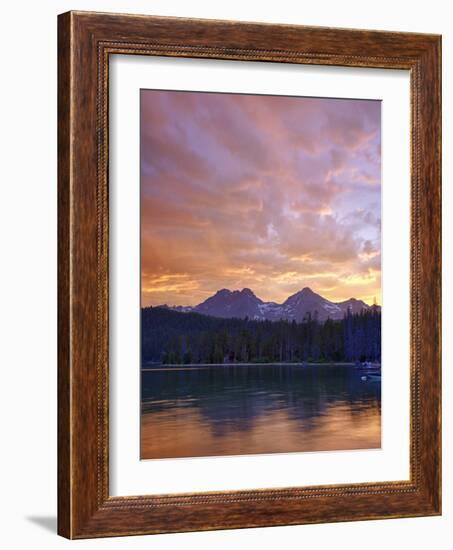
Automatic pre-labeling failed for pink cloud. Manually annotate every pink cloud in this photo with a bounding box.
[140,90,381,306]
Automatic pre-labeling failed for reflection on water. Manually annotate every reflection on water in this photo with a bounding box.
[141,364,381,459]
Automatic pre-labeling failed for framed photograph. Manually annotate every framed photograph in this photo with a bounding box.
[58,11,441,538]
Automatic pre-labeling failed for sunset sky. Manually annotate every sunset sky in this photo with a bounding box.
[141,90,381,307]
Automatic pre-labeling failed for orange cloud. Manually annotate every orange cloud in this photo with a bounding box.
[140,90,381,307]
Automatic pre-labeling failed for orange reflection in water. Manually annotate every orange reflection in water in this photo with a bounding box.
[141,401,380,459]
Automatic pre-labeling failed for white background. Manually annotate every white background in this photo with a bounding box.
[0,1,450,548]
[110,57,410,495]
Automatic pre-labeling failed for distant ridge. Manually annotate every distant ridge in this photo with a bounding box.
[156,287,379,322]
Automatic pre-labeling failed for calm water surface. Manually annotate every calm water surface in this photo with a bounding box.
[141,364,381,459]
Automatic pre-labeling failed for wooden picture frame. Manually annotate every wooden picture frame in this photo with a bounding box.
[58,10,441,539]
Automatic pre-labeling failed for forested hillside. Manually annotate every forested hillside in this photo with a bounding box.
[141,306,381,365]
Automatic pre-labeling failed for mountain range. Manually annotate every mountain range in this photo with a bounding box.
[157,287,379,322]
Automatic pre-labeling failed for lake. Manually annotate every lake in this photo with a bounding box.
[141,363,381,459]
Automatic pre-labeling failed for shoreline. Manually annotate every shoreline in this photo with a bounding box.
[141,362,359,371]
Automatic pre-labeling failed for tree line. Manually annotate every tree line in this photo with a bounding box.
[141,306,381,365]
